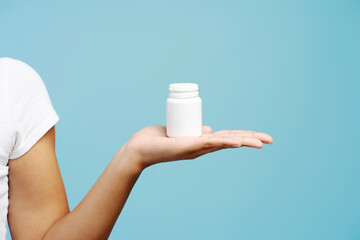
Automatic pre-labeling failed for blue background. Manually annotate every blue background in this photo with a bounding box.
[1,0,360,239]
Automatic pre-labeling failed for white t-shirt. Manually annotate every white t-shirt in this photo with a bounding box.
[0,57,59,239]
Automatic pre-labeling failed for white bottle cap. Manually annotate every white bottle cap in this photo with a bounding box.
[169,83,198,92]
[169,83,199,98]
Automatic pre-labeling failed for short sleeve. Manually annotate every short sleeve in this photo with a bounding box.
[7,58,59,159]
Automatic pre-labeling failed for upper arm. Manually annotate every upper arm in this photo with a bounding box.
[5,58,69,239]
[8,126,69,240]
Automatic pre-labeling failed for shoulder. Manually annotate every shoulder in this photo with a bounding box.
[1,57,34,67]
[1,57,41,80]
[0,57,33,68]
[3,57,48,96]
[6,57,58,159]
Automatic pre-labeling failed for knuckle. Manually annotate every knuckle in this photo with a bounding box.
[202,137,213,148]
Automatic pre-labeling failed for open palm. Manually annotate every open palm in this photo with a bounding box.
[124,126,273,170]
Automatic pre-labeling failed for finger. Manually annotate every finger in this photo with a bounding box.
[237,136,263,149]
[213,130,273,144]
[181,135,263,155]
[202,125,212,134]
[187,146,221,159]
[201,135,245,148]
[202,135,263,149]
[189,143,245,159]
[175,135,263,160]
[177,135,241,155]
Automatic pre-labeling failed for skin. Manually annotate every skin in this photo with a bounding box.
[8,125,273,240]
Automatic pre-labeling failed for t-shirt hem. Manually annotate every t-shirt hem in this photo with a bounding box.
[8,110,59,160]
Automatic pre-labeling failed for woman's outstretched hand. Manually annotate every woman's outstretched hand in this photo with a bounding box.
[121,126,273,172]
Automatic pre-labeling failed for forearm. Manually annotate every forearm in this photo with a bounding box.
[41,144,142,240]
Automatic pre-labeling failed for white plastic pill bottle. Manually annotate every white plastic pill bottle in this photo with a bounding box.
[166,83,202,138]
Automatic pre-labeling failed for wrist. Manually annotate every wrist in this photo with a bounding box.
[112,143,144,177]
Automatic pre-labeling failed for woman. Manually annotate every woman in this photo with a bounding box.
[0,57,273,239]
